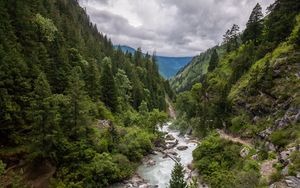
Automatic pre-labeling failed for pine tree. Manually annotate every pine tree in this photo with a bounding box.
[115,68,132,107]
[223,24,240,52]
[65,67,95,139]
[208,49,219,72]
[169,162,187,188]
[85,59,101,101]
[230,24,240,50]
[30,72,61,156]
[134,47,143,67]
[242,3,264,44]
[100,57,118,112]
[265,0,300,44]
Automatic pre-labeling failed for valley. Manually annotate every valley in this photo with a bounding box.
[0,0,299,188]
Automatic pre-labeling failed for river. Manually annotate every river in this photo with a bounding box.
[110,122,198,188]
[136,122,197,187]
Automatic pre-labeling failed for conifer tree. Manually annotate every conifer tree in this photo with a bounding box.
[100,57,118,112]
[65,67,94,139]
[169,162,187,188]
[208,49,219,72]
[242,3,264,44]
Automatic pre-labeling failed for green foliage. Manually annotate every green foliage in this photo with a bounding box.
[34,13,58,42]
[193,133,260,188]
[170,45,225,93]
[288,151,300,176]
[118,128,155,161]
[270,127,297,149]
[242,3,263,44]
[208,49,219,72]
[0,160,5,176]
[0,0,171,186]
[100,57,119,112]
[169,162,187,188]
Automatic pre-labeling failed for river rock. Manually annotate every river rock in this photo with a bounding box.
[252,154,258,160]
[165,134,175,140]
[187,163,194,170]
[177,145,188,151]
[165,139,178,149]
[165,149,178,156]
[147,159,156,166]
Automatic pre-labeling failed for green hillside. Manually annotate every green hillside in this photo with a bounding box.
[175,1,300,187]
[170,45,225,93]
[0,0,172,187]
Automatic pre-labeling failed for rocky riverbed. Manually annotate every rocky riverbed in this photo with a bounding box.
[110,122,200,188]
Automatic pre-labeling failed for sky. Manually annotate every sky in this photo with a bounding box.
[79,0,274,57]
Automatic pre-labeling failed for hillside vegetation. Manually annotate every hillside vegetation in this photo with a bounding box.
[174,1,300,187]
[0,0,172,187]
[116,45,193,79]
[170,46,226,93]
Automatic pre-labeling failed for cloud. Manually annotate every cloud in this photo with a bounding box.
[79,0,274,56]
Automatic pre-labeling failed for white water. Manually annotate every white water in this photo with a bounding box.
[137,122,197,187]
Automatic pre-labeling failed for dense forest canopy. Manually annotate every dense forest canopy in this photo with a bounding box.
[0,0,172,186]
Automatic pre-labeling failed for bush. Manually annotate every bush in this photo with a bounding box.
[193,133,261,188]
[118,128,154,161]
[288,151,300,176]
[270,129,293,148]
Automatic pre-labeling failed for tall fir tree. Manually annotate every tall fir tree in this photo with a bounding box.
[242,3,264,44]
[207,49,219,72]
[100,57,118,112]
[65,67,94,139]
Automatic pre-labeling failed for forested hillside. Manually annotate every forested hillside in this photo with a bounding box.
[175,1,300,187]
[0,0,172,187]
[115,45,193,79]
[170,45,225,93]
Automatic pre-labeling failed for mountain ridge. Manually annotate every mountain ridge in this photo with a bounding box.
[114,45,193,78]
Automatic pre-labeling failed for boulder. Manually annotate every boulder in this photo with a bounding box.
[266,141,276,151]
[281,165,289,176]
[251,154,258,160]
[177,145,188,151]
[187,163,194,170]
[165,139,178,149]
[285,176,300,188]
[147,159,156,167]
[139,184,150,188]
[240,147,250,158]
[165,134,175,140]
[165,149,178,156]
[259,128,273,139]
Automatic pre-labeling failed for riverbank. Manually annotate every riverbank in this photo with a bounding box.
[110,122,199,188]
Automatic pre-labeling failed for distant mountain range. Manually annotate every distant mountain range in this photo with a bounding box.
[114,45,193,79]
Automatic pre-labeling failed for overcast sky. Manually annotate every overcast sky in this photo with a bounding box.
[79,0,274,57]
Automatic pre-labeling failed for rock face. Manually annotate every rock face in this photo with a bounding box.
[285,176,300,188]
[177,145,188,151]
[240,147,250,158]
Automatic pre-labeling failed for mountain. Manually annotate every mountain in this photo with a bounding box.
[170,45,226,93]
[115,45,193,78]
